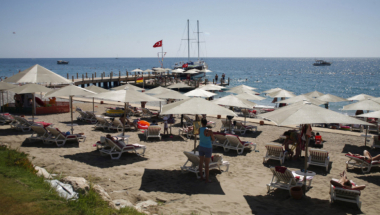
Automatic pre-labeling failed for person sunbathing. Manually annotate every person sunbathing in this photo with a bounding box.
[119,116,138,130]
[330,170,366,191]
[348,150,380,161]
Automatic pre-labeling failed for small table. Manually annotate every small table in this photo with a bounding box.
[117,134,130,144]
[361,134,372,142]
[293,170,315,189]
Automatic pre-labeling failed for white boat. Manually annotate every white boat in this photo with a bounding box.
[313,60,331,66]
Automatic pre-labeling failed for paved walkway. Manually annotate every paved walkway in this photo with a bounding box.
[60,96,372,138]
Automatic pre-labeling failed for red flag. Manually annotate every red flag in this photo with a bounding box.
[182,63,188,68]
[153,40,162,48]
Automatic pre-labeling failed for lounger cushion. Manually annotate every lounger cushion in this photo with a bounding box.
[345,154,371,164]
[275,166,287,173]
[213,132,226,136]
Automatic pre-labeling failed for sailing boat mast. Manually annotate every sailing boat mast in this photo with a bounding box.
[187,19,190,62]
[197,20,200,61]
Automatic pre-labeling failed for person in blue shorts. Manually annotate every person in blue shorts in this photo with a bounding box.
[198,118,215,183]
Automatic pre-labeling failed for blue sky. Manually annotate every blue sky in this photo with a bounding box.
[1,0,379,58]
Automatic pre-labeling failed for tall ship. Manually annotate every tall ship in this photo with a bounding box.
[173,20,208,71]
[313,60,331,66]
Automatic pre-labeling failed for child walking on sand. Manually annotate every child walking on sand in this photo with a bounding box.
[163,117,169,135]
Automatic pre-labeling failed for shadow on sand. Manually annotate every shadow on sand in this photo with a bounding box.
[139,169,225,195]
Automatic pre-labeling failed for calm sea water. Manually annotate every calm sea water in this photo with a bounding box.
[1,58,379,114]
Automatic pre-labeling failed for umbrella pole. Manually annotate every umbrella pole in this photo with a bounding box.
[32,93,35,122]
[364,126,368,147]
[1,92,3,113]
[70,96,74,134]
[123,103,127,137]
[303,132,310,195]
[93,97,95,113]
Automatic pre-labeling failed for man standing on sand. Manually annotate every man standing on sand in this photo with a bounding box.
[222,73,225,83]
[215,74,218,83]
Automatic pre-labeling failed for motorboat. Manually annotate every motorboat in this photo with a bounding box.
[313,60,331,66]
[57,60,69,64]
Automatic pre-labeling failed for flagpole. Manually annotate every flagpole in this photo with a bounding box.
[161,40,163,68]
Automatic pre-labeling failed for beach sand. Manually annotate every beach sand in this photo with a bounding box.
[1,102,379,214]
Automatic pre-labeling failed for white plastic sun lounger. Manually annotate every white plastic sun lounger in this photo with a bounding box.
[224,134,256,154]
[263,143,287,165]
[180,151,229,178]
[267,166,313,194]
[212,132,227,149]
[345,153,380,173]
[234,121,257,135]
[145,125,161,140]
[27,125,49,143]
[99,137,146,159]
[307,148,330,171]
[330,178,362,209]
[45,127,86,147]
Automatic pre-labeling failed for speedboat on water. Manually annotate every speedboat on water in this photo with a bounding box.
[57,60,69,64]
[313,60,331,66]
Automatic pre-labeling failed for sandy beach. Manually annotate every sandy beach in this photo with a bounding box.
[1,102,379,215]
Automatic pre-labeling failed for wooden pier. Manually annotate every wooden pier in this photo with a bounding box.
[67,71,230,89]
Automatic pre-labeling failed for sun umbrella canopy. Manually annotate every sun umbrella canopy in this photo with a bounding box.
[184,89,217,98]
[5,64,72,84]
[372,98,380,103]
[347,94,375,101]
[184,69,199,74]
[167,82,193,89]
[85,85,109,94]
[262,88,283,94]
[212,95,257,109]
[44,85,96,97]
[226,88,259,95]
[143,69,153,73]
[161,97,237,116]
[268,89,295,98]
[131,69,143,72]
[199,84,226,91]
[357,110,380,118]
[275,95,327,106]
[229,85,257,90]
[144,86,174,95]
[153,91,189,100]
[235,92,266,101]
[91,88,163,103]
[316,94,347,103]
[304,91,325,98]
[9,83,52,94]
[342,99,380,111]
[0,82,16,91]
[112,83,143,91]
[258,101,372,126]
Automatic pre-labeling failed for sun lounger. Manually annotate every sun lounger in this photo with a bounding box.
[330,178,362,209]
[372,135,380,149]
[179,125,194,139]
[267,166,313,194]
[234,121,257,135]
[212,132,227,149]
[263,143,287,165]
[27,125,49,143]
[142,108,159,118]
[183,115,194,127]
[0,113,15,125]
[108,119,124,132]
[99,137,146,159]
[350,124,363,133]
[220,119,233,132]
[307,148,330,171]
[77,110,91,121]
[45,127,86,147]
[145,125,161,140]
[224,134,256,154]
[180,151,229,178]
[241,109,256,118]
[13,116,34,132]
[85,111,98,124]
[345,153,380,173]
[94,116,111,130]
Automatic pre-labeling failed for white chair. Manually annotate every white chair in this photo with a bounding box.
[45,127,86,147]
[212,132,227,149]
[77,110,91,121]
[27,125,49,142]
[330,178,362,209]
[180,151,229,178]
[241,109,256,118]
[224,134,256,154]
[350,124,363,132]
[183,115,194,127]
[14,116,34,132]
[220,119,233,132]
[307,148,330,171]
[94,117,111,130]
[0,113,15,125]
[263,143,287,165]
[142,108,159,118]
[178,125,193,139]
[99,138,146,159]
[345,153,380,173]
[108,119,124,132]
[145,125,161,140]
[372,135,380,149]
[85,111,98,124]
[234,121,257,135]
[267,166,312,194]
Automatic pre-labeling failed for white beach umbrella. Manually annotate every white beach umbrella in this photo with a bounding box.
[199,84,226,91]
[262,87,283,94]
[153,91,189,100]
[358,110,380,118]
[275,95,327,106]
[316,94,348,109]
[235,92,266,101]
[347,94,375,101]
[144,86,174,95]
[304,91,325,98]
[131,69,143,72]
[0,82,16,113]
[226,88,259,95]
[144,69,153,73]
[167,82,193,89]
[91,88,163,136]
[258,101,372,192]
[9,83,52,121]
[184,69,199,74]
[44,85,96,133]
[85,85,109,112]
[5,64,72,84]
[213,95,257,125]
[342,99,380,111]
[268,89,295,98]
[112,83,143,91]
[372,97,380,103]
[184,89,217,98]
[229,84,257,90]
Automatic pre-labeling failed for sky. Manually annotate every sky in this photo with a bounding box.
[1,0,379,58]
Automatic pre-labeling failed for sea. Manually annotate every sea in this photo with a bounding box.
[1,58,379,115]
